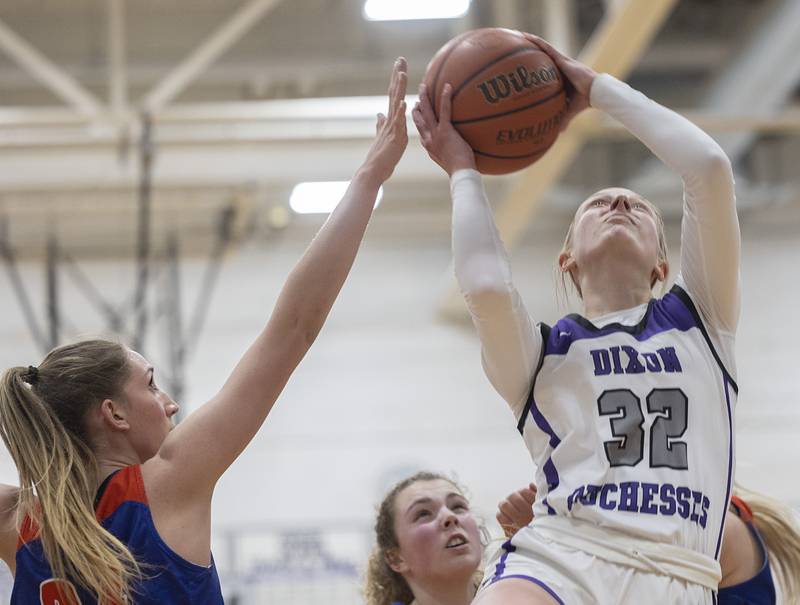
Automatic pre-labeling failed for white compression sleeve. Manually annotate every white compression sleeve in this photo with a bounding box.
[450,169,541,417]
[590,74,741,338]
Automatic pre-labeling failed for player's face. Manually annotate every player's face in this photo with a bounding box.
[570,187,662,279]
[120,350,180,462]
[391,479,482,587]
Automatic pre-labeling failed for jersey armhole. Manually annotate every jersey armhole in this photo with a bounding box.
[516,323,550,433]
[670,284,738,394]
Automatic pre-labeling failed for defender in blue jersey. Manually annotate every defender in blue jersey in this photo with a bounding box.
[12,466,222,604]
[414,33,739,604]
[0,58,409,604]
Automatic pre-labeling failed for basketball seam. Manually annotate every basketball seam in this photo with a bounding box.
[431,35,470,120]
[452,87,565,125]
[451,46,549,101]
[473,147,549,161]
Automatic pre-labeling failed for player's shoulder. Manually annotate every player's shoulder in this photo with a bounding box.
[0,483,19,521]
[0,483,20,566]
[719,511,762,588]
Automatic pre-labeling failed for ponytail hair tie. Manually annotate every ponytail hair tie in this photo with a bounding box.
[23,365,39,385]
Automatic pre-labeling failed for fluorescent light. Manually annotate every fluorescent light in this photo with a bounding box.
[289,181,384,214]
[364,0,470,21]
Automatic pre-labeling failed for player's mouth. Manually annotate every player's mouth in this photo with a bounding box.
[605,212,634,224]
[445,533,469,549]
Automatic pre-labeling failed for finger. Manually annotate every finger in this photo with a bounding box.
[387,57,406,110]
[412,109,432,146]
[417,84,437,125]
[391,68,407,108]
[390,74,406,123]
[525,34,566,67]
[395,56,408,77]
[496,516,517,538]
[521,486,537,505]
[497,504,523,534]
[522,32,544,48]
[388,57,403,94]
[507,492,532,515]
[498,499,519,519]
[439,83,453,125]
[527,34,558,56]
[386,68,400,115]
[496,511,513,528]
[393,101,408,136]
[395,71,408,109]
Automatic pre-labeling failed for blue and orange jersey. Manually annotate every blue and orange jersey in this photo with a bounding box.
[11,465,224,604]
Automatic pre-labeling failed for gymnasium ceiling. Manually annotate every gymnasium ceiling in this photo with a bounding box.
[1,0,799,258]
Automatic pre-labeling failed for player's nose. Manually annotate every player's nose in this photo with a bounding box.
[610,195,631,212]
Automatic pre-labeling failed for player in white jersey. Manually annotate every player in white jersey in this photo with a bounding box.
[413,35,740,604]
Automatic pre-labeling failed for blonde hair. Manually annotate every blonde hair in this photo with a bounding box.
[0,340,141,603]
[363,471,482,605]
[557,193,669,303]
[734,485,800,604]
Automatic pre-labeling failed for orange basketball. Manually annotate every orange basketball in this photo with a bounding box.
[423,28,567,175]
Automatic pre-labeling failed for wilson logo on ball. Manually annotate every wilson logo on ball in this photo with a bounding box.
[477,65,560,104]
[423,28,567,174]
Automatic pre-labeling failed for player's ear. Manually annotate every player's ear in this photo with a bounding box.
[651,259,669,287]
[384,548,408,573]
[558,251,575,273]
[98,398,130,432]
[559,251,581,294]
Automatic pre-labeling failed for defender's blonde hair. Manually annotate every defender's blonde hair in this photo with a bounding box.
[0,340,141,603]
[734,485,800,604]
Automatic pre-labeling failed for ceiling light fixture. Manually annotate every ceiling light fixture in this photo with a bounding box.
[363,0,471,21]
[289,181,384,214]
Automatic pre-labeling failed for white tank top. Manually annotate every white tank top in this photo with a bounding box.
[520,283,736,559]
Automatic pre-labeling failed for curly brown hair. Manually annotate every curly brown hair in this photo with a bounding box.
[363,471,483,605]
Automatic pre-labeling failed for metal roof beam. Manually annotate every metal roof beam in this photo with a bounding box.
[0,18,103,116]
[141,0,285,113]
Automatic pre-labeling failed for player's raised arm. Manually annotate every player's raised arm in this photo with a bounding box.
[533,33,739,335]
[414,84,541,417]
[152,58,409,495]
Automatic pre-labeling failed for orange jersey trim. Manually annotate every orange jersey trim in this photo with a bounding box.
[730,494,754,523]
[17,465,149,549]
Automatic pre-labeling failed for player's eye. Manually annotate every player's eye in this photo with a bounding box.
[414,509,431,521]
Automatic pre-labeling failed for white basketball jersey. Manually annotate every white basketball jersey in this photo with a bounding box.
[520,284,736,559]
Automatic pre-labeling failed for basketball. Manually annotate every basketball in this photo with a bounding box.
[422,28,567,175]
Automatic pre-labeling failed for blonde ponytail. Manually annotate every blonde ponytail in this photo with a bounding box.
[0,341,141,603]
[734,484,800,604]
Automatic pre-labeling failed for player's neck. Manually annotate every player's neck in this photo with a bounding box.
[406,576,474,605]
[95,448,141,489]
[579,273,653,319]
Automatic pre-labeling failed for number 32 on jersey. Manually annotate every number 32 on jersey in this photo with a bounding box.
[598,387,688,469]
